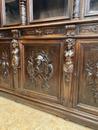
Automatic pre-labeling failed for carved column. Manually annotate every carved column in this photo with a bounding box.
[73,0,80,19]
[11,30,20,88]
[20,0,26,25]
[63,25,75,106]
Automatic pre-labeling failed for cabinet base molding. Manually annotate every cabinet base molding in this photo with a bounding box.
[0,89,97,130]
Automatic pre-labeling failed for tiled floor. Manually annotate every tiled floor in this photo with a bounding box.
[0,97,92,130]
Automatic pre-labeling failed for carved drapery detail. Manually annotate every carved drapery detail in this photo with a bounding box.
[64,38,75,82]
[27,51,53,89]
[85,60,98,101]
[21,26,65,36]
[0,51,9,80]
[73,0,80,18]
[20,0,26,25]
[11,30,20,74]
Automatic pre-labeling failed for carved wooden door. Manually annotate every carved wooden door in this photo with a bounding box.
[0,40,13,90]
[20,40,63,104]
[73,39,98,116]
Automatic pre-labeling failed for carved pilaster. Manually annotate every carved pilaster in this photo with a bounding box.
[20,0,26,25]
[73,0,80,19]
[64,38,75,82]
[63,25,75,106]
[11,30,20,88]
[11,30,20,74]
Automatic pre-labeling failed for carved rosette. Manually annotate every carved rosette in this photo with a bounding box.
[85,60,98,101]
[27,51,53,89]
[11,30,20,74]
[64,38,75,82]
[0,51,9,80]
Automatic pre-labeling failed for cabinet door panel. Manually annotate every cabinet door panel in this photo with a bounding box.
[21,42,63,103]
[74,41,98,115]
[0,42,12,89]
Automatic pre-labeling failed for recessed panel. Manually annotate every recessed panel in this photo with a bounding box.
[23,44,60,97]
[90,0,98,11]
[78,43,98,107]
[4,0,20,25]
[32,0,68,20]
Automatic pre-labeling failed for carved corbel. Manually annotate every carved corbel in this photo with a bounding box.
[11,30,20,74]
[66,25,76,37]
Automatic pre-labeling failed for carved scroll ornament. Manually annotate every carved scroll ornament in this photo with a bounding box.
[27,51,53,89]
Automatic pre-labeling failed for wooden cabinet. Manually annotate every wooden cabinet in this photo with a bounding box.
[0,0,98,129]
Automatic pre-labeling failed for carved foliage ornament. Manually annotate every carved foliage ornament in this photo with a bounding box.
[22,26,65,36]
[27,51,53,89]
[85,60,98,101]
[0,51,9,80]
[64,38,75,82]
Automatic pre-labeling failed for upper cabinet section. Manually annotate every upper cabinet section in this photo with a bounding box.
[84,0,98,17]
[0,0,98,27]
[28,0,72,23]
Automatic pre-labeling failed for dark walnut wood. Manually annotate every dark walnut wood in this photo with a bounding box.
[0,0,98,130]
